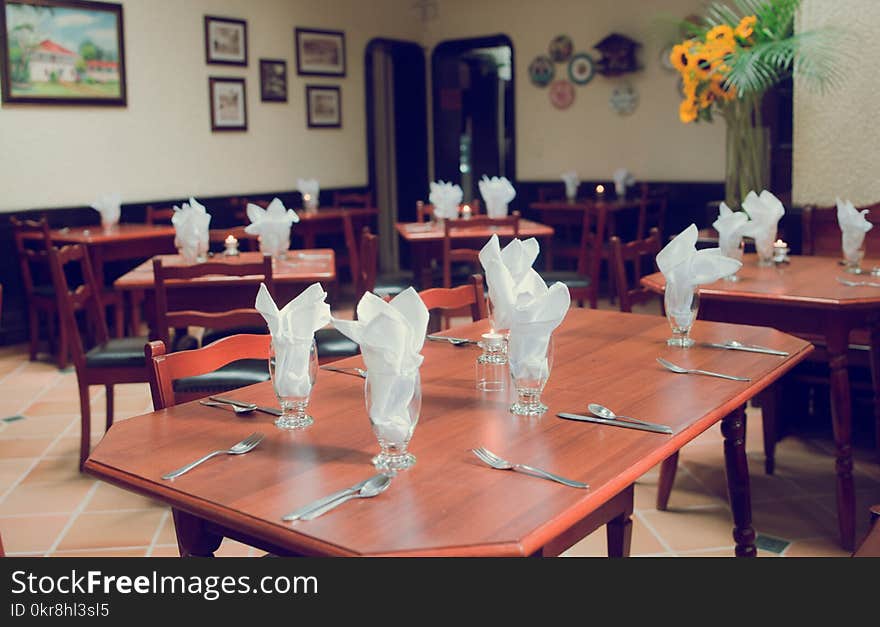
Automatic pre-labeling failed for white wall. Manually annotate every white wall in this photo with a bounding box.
[0,0,421,211]
[793,0,880,206]
[421,0,726,182]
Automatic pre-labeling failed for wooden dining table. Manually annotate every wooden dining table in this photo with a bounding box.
[529,198,642,237]
[641,253,880,551]
[114,250,336,338]
[84,308,811,557]
[396,218,554,288]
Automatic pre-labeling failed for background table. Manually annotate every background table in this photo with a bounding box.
[85,308,811,557]
[529,198,641,238]
[641,254,880,550]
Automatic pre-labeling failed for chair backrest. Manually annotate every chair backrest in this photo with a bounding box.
[610,227,662,313]
[146,334,271,410]
[47,244,110,370]
[442,213,520,288]
[418,274,488,331]
[537,185,566,202]
[153,256,274,349]
[333,191,372,208]
[359,227,379,297]
[802,202,880,257]
[145,205,175,225]
[637,183,669,241]
[341,211,361,290]
[11,216,54,297]
[417,199,482,223]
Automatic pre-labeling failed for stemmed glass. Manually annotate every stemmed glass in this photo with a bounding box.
[365,371,421,472]
[842,232,866,274]
[720,237,745,282]
[754,229,776,267]
[269,338,318,430]
[508,334,555,416]
[664,284,699,348]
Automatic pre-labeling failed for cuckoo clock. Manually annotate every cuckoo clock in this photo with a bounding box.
[593,33,642,76]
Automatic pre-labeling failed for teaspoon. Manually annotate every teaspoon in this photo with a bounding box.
[588,403,673,433]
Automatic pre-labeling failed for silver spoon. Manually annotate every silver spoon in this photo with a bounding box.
[587,403,672,432]
[656,357,751,382]
[199,400,256,415]
[299,474,392,520]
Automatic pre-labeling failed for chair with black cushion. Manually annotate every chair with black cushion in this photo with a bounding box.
[442,214,520,289]
[332,191,372,208]
[153,256,275,404]
[609,228,662,313]
[145,205,175,225]
[540,206,605,308]
[419,274,488,333]
[48,244,150,470]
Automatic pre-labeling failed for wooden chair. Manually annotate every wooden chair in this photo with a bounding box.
[442,214,520,288]
[146,334,272,411]
[357,226,417,299]
[417,199,481,223]
[537,185,566,202]
[609,228,662,313]
[853,504,880,557]
[636,183,669,241]
[333,191,372,208]
[145,205,175,225]
[531,201,590,271]
[48,245,150,470]
[419,274,488,332]
[540,206,606,308]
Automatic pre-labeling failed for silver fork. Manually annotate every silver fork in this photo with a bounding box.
[471,447,588,489]
[656,357,750,382]
[162,433,264,480]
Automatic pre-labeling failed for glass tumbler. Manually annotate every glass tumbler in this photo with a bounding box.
[269,338,318,430]
[664,284,699,348]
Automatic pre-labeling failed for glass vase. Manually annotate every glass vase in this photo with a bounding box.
[269,338,318,430]
[723,96,769,210]
[365,370,421,472]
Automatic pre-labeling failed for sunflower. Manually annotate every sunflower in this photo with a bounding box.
[670,40,697,73]
[735,15,757,40]
[679,98,698,123]
[710,75,737,101]
[698,85,717,109]
[707,24,735,47]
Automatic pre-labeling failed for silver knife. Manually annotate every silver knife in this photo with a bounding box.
[702,342,789,356]
[557,412,674,435]
[282,474,383,521]
[425,335,478,346]
[208,396,282,417]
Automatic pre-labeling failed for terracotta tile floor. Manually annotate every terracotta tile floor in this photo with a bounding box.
[1,315,879,557]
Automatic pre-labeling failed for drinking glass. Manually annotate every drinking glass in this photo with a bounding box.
[754,229,776,267]
[269,338,318,430]
[664,284,699,348]
[720,237,745,282]
[508,335,555,416]
[842,232,866,274]
[365,371,421,472]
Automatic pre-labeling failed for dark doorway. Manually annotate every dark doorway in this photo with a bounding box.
[431,35,514,203]
[365,38,428,273]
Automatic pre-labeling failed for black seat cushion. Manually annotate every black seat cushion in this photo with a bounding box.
[540,271,591,289]
[202,326,267,347]
[85,336,149,369]
[373,273,414,299]
[315,327,359,359]
[172,359,269,395]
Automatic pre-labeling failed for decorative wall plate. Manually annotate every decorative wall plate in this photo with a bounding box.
[549,80,576,110]
[529,55,555,87]
[568,52,595,85]
[548,34,574,63]
[610,82,638,115]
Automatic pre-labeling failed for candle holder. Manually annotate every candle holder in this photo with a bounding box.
[223,234,240,256]
[461,204,472,220]
[476,331,507,392]
[595,184,606,201]
[772,239,790,265]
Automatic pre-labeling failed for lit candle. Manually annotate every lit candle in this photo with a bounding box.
[223,234,239,256]
[595,184,605,199]
[481,331,504,348]
[772,238,789,263]
[461,204,472,219]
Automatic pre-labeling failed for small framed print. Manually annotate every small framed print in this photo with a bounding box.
[204,15,247,66]
[295,27,345,76]
[306,85,341,128]
[259,58,287,102]
[209,77,247,131]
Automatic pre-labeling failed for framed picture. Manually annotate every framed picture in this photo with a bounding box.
[306,84,340,128]
[0,0,127,106]
[295,27,345,76]
[204,15,246,66]
[259,58,286,102]
[209,77,246,131]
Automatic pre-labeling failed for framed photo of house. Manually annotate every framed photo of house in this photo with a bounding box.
[209,76,247,131]
[306,84,340,128]
[259,58,286,102]
[295,27,345,76]
[0,0,127,106]
[204,15,246,66]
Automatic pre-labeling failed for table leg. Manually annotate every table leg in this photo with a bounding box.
[606,484,634,557]
[172,509,223,557]
[722,404,756,557]
[758,385,780,475]
[826,323,856,551]
[868,317,880,459]
[655,451,679,511]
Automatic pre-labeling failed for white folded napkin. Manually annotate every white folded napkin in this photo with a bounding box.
[479,234,570,381]
[171,197,211,261]
[91,192,121,227]
[479,175,516,218]
[712,201,750,255]
[837,197,873,260]
[333,289,429,445]
[256,282,331,398]
[297,178,320,210]
[613,168,634,198]
[244,197,299,259]
[561,171,580,200]
[656,224,742,327]
[741,190,785,255]
[428,180,463,220]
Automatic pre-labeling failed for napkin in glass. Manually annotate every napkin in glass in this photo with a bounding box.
[244,197,299,258]
[479,175,516,218]
[656,224,742,327]
[171,197,211,262]
[836,198,873,260]
[561,171,580,201]
[741,190,785,251]
[713,201,749,255]
[429,180,463,220]
[255,282,331,397]
[91,192,121,228]
[478,233,541,332]
[333,289,429,444]
[613,168,635,198]
[297,178,320,210]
